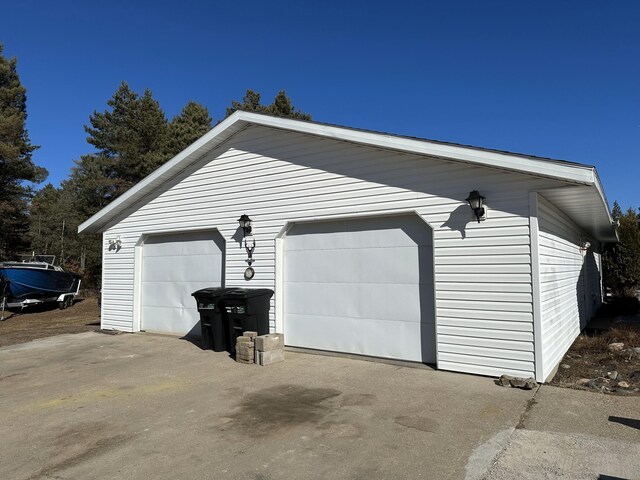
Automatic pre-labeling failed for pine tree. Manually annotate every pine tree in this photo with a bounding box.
[129,89,170,176]
[165,101,212,157]
[225,89,264,117]
[226,89,311,120]
[65,154,120,217]
[55,84,212,285]
[30,181,94,277]
[29,183,61,255]
[0,44,47,258]
[267,90,312,120]
[85,82,168,194]
[612,201,622,222]
[603,206,640,297]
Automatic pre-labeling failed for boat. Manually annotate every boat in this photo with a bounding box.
[0,255,81,312]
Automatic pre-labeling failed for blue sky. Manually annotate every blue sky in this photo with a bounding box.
[2,1,638,210]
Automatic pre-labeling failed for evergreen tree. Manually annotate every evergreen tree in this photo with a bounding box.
[611,200,622,222]
[65,154,120,217]
[225,89,311,120]
[603,206,640,297]
[267,90,312,120]
[50,84,212,285]
[29,183,61,255]
[0,44,47,258]
[85,82,168,193]
[30,181,96,278]
[225,89,264,117]
[165,101,212,157]
[53,154,118,284]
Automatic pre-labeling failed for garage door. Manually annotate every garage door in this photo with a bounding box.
[284,215,435,363]
[141,230,224,336]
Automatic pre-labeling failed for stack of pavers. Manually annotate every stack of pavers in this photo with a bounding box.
[256,333,285,366]
[235,331,257,364]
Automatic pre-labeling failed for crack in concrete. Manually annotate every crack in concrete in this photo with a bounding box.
[515,385,541,430]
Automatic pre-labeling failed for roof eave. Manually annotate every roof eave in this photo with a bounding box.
[78,111,615,237]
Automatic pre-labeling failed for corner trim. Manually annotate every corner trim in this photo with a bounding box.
[529,192,545,382]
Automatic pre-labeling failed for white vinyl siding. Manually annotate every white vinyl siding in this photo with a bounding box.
[101,125,572,377]
[537,195,601,380]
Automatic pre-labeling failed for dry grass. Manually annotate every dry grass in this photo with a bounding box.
[570,326,640,354]
[550,322,640,394]
[549,296,639,394]
[0,296,101,347]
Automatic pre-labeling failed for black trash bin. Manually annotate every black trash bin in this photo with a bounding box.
[192,287,237,352]
[219,288,274,353]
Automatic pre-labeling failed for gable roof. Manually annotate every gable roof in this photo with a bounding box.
[78,111,617,242]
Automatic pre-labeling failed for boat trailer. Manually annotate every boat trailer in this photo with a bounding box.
[0,279,81,320]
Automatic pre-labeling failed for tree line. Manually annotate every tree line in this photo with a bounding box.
[1,45,310,287]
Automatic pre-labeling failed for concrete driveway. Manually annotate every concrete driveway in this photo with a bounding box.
[0,333,638,480]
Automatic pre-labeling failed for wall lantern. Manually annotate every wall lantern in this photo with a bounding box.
[465,190,486,223]
[238,214,253,236]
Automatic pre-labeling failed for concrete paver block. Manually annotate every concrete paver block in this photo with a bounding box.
[256,334,284,352]
[257,349,284,366]
[236,357,254,365]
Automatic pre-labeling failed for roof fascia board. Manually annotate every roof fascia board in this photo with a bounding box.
[592,169,615,227]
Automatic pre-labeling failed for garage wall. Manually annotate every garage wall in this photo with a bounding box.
[101,125,570,377]
[536,195,602,380]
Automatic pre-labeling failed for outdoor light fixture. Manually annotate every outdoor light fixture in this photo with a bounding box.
[238,214,253,236]
[465,190,486,223]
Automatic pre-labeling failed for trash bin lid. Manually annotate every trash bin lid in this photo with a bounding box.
[221,288,274,300]
[191,287,239,298]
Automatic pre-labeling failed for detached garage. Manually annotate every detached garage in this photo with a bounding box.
[79,111,617,382]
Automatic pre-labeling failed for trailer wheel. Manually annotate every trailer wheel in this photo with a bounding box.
[58,295,72,310]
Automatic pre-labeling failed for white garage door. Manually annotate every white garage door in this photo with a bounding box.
[141,230,224,336]
[284,215,435,363]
